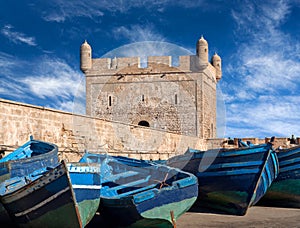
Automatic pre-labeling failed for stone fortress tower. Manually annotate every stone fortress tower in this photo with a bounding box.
[81,36,222,139]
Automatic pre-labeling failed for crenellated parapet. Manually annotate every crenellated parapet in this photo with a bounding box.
[80,37,222,81]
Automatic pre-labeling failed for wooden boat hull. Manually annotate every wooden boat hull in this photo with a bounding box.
[167,143,279,215]
[0,137,58,223]
[0,137,58,182]
[67,162,101,227]
[259,146,300,207]
[101,184,197,227]
[0,161,82,227]
[81,154,198,227]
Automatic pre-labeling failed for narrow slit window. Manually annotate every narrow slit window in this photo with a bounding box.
[175,94,178,104]
[108,96,112,106]
[142,95,144,102]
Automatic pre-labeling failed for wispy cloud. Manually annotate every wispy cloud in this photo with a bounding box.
[22,57,82,100]
[1,24,37,46]
[112,24,165,43]
[0,53,84,113]
[40,1,104,22]
[223,0,300,137]
[37,0,210,22]
[0,52,29,100]
[226,95,300,137]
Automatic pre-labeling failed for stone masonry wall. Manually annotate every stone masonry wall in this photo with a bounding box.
[86,58,218,139]
[0,98,207,162]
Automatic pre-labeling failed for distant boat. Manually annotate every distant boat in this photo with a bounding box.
[259,145,300,207]
[0,160,101,227]
[166,143,279,215]
[0,136,59,223]
[80,153,198,227]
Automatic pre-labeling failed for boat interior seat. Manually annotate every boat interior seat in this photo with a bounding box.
[103,175,151,196]
[117,183,158,198]
[108,170,139,181]
[19,145,33,159]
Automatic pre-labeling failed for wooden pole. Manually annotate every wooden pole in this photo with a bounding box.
[170,210,176,228]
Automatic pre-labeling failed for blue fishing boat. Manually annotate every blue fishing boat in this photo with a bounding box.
[0,160,101,227]
[166,143,279,215]
[0,136,58,182]
[81,153,198,227]
[0,136,59,223]
[67,162,101,226]
[0,161,82,227]
[259,145,300,207]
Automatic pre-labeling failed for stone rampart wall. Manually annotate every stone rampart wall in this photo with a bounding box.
[0,99,206,162]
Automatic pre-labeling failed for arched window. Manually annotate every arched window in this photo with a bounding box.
[138,120,150,127]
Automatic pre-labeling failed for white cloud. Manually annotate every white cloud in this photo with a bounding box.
[225,95,300,137]
[38,0,210,22]
[41,1,104,22]
[227,0,300,96]
[0,79,27,100]
[1,25,37,46]
[231,1,291,37]
[22,57,83,100]
[0,52,30,100]
[223,1,300,137]
[235,53,300,93]
[112,24,165,43]
[0,53,84,113]
[0,52,18,75]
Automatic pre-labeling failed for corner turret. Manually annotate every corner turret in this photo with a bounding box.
[80,40,92,72]
[196,36,208,66]
[211,53,222,81]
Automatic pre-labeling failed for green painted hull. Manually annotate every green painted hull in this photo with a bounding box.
[141,197,197,226]
[124,197,197,228]
[198,191,249,215]
[260,179,300,207]
[259,146,300,208]
[18,203,81,228]
[77,199,100,227]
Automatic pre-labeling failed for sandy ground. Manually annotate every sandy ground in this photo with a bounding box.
[176,206,300,228]
[86,205,299,227]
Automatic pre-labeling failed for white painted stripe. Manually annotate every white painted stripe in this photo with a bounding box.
[72,184,101,190]
[14,186,70,217]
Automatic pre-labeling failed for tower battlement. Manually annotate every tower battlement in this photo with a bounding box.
[84,55,220,78]
[80,37,222,80]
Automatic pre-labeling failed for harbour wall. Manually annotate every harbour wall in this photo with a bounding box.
[0,98,209,162]
[0,98,298,161]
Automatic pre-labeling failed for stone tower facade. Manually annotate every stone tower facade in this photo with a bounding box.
[81,37,222,139]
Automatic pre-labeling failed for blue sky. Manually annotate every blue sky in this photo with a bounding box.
[1,0,300,138]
